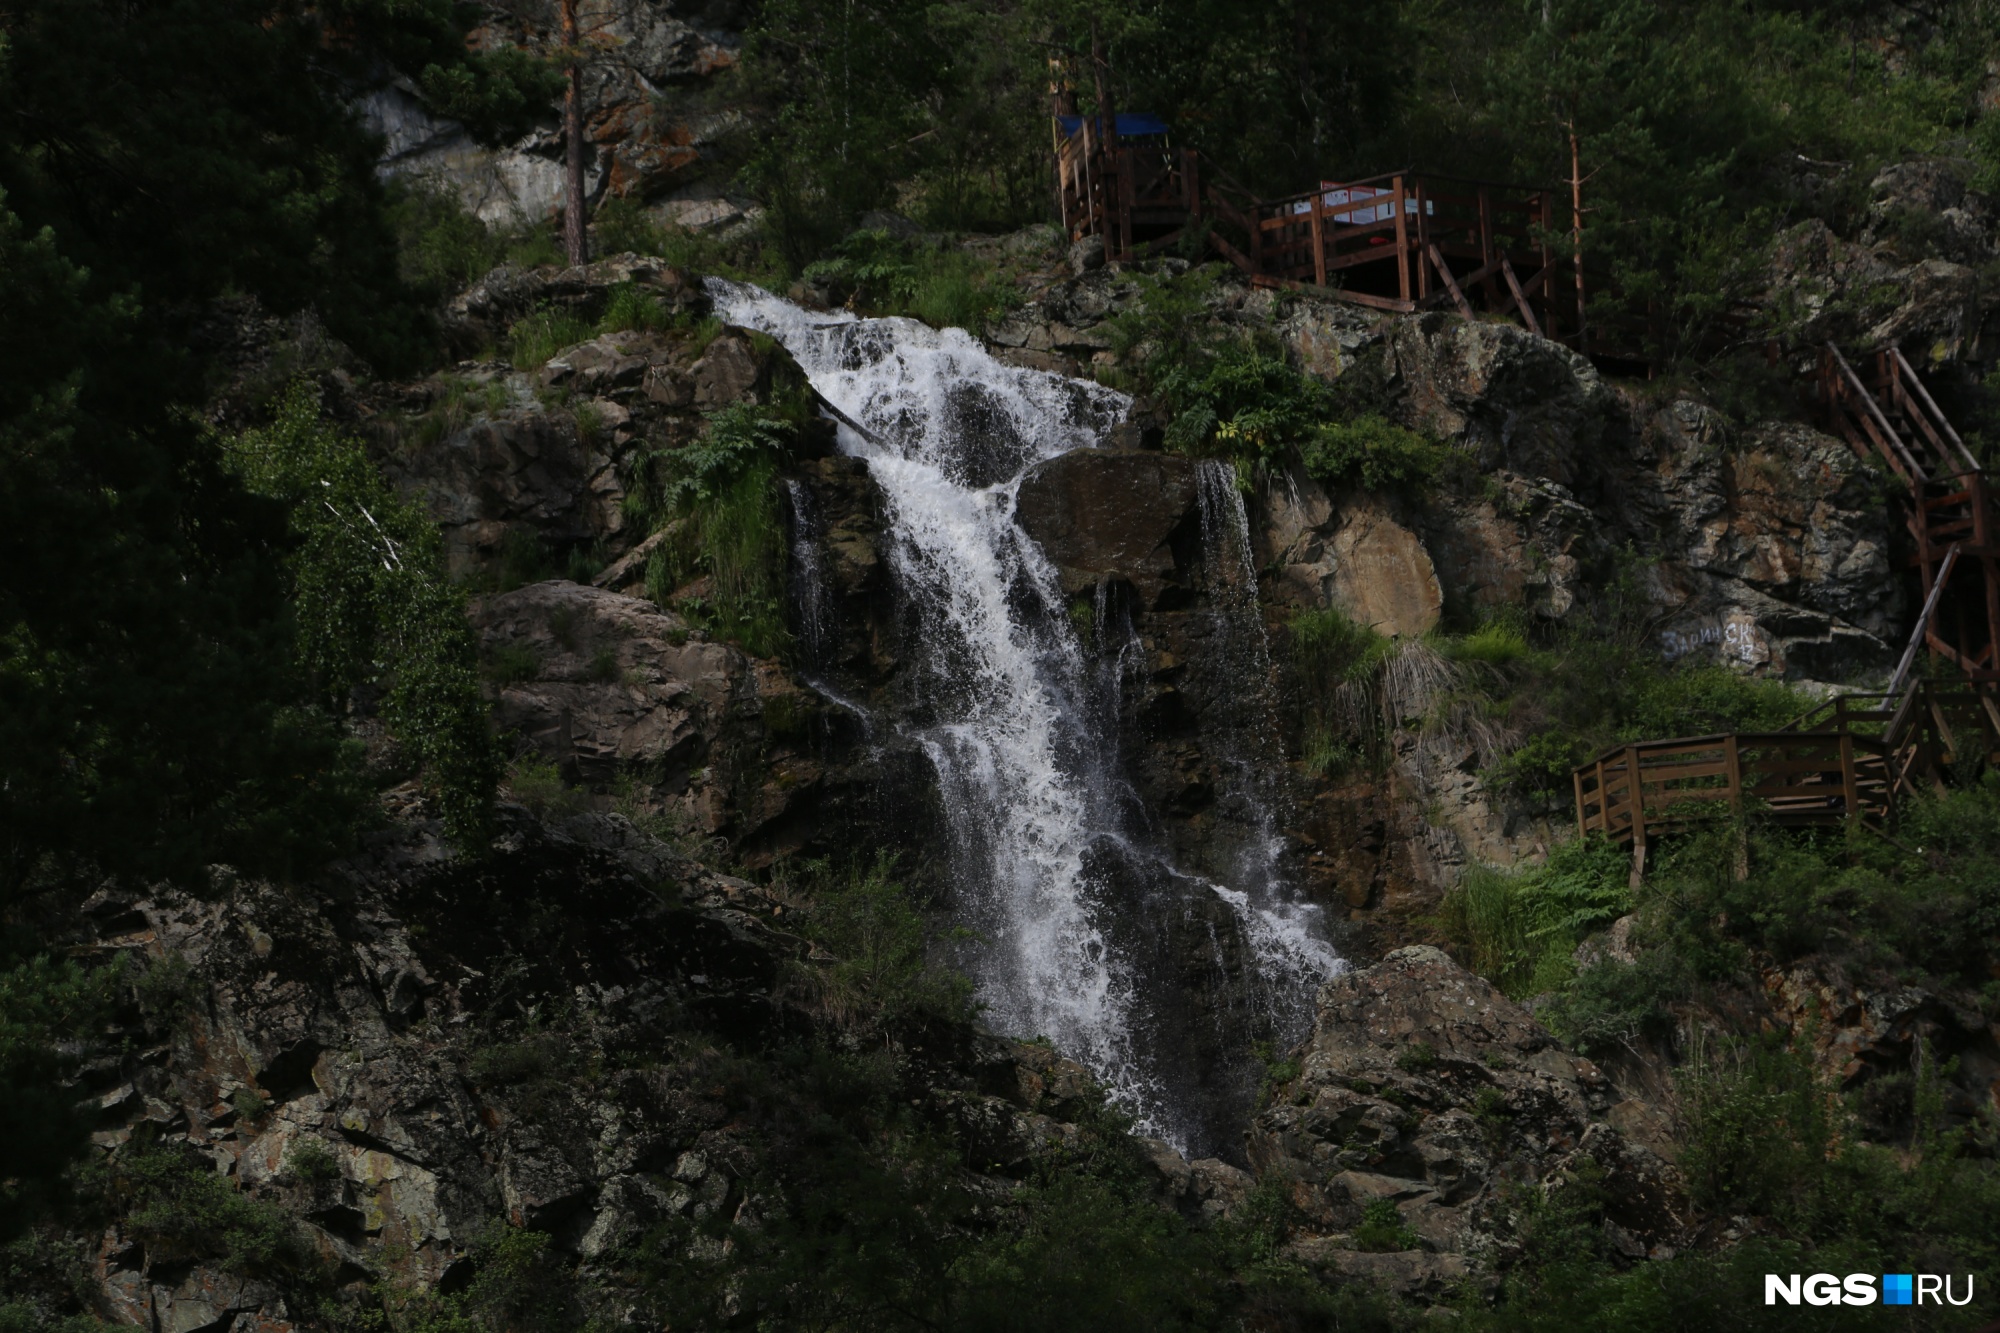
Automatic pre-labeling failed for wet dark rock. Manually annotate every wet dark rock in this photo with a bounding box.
[1014,449,1200,606]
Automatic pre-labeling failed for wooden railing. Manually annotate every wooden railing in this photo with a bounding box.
[1056,124,1203,264]
[1054,126,1575,341]
[1573,680,2000,873]
[1217,172,1570,336]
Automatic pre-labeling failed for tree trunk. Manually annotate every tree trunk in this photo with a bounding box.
[561,0,589,268]
[1569,118,1586,345]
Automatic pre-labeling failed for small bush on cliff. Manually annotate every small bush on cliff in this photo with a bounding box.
[634,401,798,658]
[801,229,1018,332]
[109,1145,324,1282]
[506,306,594,370]
[786,856,973,1025]
[224,382,497,843]
[1352,1199,1421,1252]
[1287,607,1394,775]
[1438,837,1631,1000]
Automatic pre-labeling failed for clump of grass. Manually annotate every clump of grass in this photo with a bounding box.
[413,374,511,449]
[507,305,594,369]
[780,855,973,1027]
[284,1138,340,1185]
[504,755,588,817]
[596,281,673,334]
[113,1145,325,1280]
[633,401,798,659]
[1352,1198,1420,1252]
[485,644,541,685]
[801,229,1019,332]
[1437,837,1632,1000]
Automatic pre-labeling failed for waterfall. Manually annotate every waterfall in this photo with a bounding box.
[709,280,1340,1147]
[784,478,835,671]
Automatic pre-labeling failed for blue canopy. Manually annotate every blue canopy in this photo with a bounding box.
[1057,112,1171,140]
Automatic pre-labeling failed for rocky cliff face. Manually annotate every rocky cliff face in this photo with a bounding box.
[360,1,752,232]
[978,256,1930,926]
[63,810,1165,1333]
[1247,947,1691,1300]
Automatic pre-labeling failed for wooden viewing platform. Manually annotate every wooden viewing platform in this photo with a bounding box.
[1054,119,1585,344]
[1574,682,2000,874]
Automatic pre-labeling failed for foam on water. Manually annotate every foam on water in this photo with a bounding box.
[709,280,1341,1140]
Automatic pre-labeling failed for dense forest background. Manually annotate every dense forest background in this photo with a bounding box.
[5,1,2000,1329]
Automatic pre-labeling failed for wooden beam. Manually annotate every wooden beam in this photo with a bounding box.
[1393,175,1411,304]
[1428,244,1474,318]
[1309,191,1326,288]
[1499,257,1543,337]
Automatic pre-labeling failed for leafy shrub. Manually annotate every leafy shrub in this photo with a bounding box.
[1439,837,1631,1000]
[504,756,586,818]
[790,856,972,1025]
[596,281,673,334]
[633,402,797,658]
[385,181,503,299]
[1352,1199,1420,1252]
[1300,414,1449,491]
[801,229,1017,332]
[113,1146,323,1281]
[225,382,496,843]
[283,1138,340,1185]
[1394,1041,1437,1072]
[1539,947,1690,1056]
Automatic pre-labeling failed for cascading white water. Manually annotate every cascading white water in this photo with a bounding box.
[710,280,1340,1143]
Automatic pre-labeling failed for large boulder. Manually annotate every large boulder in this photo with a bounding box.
[1013,448,1200,606]
[1248,946,1691,1285]
[1255,474,1443,637]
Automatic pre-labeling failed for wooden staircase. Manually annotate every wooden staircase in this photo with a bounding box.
[1573,345,2000,875]
[1817,343,2000,682]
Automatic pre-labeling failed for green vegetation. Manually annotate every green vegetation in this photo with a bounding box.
[1438,838,1633,1001]
[109,1145,324,1281]
[505,306,596,371]
[1287,607,1395,776]
[1429,781,2000,1327]
[782,856,974,1026]
[502,756,589,820]
[226,382,497,843]
[282,1138,340,1186]
[1352,1199,1421,1253]
[802,229,1023,331]
[630,401,801,658]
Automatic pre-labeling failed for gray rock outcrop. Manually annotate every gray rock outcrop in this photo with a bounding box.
[1248,947,1692,1295]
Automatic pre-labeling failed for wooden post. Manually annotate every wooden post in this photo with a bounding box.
[1625,745,1648,888]
[1476,185,1496,308]
[1724,734,1749,880]
[1973,471,2000,675]
[1414,179,1431,302]
[1393,175,1412,304]
[1838,732,1860,823]
[1574,767,1589,839]
[1428,244,1473,318]
[1723,734,1744,820]
[1309,189,1327,288]
[1568,119,1587,346]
